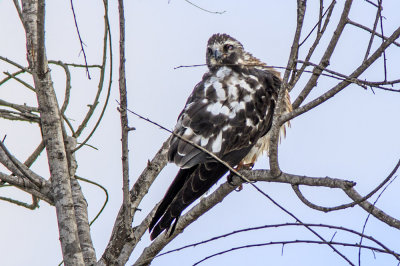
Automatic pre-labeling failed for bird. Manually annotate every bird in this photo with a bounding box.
[148,33,292,240]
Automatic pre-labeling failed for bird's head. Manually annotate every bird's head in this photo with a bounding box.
[206,33,246,71]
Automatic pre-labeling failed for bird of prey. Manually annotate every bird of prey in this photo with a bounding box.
[149,33,292,240]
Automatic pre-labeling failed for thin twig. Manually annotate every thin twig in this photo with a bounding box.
[64,63,102,68]
[48,60,73,115]
[363,1,381,61]
[377,0,387,81]
[174,62,400,92]
[364,0,378,8]
[158,223,400,262]
[183,0,226,14]
[291,160,400,212]
[292,0,353,109]
[297,60,400,92]
[0,140,42,188]
[193,240,394,266]
[344,186,400,229]
[0,69,25,87]
[280,24,400,125]
[290,0,336,87]
[73,5,112,149]
[12,0,24,27]
[299,0,336,47]
[0,56,31,73]
[347,19,400,48]
[69,0,91,79]
[0,99,38,113]
[3,71,35,91]
[358,176,398,266]
[174,63,207,69]
[24,141,45,168]
[75,175,109,226]
[0,195,39,209]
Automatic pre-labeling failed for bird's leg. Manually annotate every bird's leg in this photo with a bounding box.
[227,162,254,191]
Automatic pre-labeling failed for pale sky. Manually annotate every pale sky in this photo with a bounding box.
[1,1,400,265]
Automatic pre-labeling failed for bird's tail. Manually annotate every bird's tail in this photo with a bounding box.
[149,162,228,240]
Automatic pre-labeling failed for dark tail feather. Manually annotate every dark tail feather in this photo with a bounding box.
[149,167,195,232]
[150,162,228,240]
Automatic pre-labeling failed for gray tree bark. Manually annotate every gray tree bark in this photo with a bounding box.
[21,0,85,264]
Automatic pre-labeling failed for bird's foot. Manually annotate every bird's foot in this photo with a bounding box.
[227,163,254,191]
[237,162,255,170]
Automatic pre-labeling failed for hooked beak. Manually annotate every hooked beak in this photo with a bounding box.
[213,49,223,61]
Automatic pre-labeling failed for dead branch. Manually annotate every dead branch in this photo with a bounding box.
[291,159,400,212]
[69,0,91,79]
[292,0,353,109]
[158,222,399,261]
[73,5,112,150]
[118,0,134,250]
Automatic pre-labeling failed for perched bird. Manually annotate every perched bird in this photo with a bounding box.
[149,33,292,240]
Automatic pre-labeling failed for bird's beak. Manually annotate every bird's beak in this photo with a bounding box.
[213,49,223,61]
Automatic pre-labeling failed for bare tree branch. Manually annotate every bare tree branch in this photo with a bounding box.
[0,109,40,123]
[0,99,38,113]
[292,0,353,109]
[347,19,400,47]
[269,0,307,176]
[48,60,73,115]
[297,59,400,92]
[99,138,170,265]
[24,140,45,167]
[133,170,355,265]
[183,0,226,14]
[0,55,31,73]
[344,186,400,229]
[193,239,396,266]
[158,223,399,259]
[0,140,47,188]
[0,194,39,209]
[0,171,52,203]
[75,175,109,226]
[3,71,35,91]
[363,0,382,61]
[118,0,134,251]
[21,0,85,263]
[74,0,112,150]
[69,0,91,79]
[0,69,25,86]
[133,177,239,266]
[290,0,336,87]
[280,24,400,124]
[133,161,400,265]
[65,137,97,264]
[12,0,24,27]
[291,159,400,212]
[358,176,397,266]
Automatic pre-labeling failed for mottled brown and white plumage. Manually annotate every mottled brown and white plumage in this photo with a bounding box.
[148,33,292,240]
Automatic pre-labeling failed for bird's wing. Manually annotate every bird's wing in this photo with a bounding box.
[168,68,279,168]
[149,68,281,240]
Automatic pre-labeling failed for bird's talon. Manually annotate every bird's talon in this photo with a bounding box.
[235,184,243,192]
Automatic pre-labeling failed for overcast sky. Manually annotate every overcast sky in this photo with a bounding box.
[1,1,400,265]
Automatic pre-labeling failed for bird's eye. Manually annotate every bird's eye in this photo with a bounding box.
[207,48,213,55]
[223,44,234,52]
